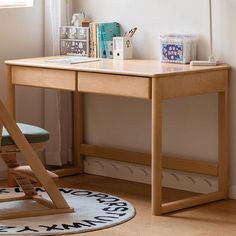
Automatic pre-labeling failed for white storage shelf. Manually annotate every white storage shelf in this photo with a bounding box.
[60,26,89,56]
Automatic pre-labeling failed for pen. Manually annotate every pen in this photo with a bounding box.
[128,27,137,37]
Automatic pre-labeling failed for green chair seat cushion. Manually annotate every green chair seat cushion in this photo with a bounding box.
[1,123,50,146]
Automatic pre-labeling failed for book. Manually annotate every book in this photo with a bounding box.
[89,22,121,59]
[98,24,105,58]
[98,22,121,59]
[93,22,99,58]
[89,23,94,57]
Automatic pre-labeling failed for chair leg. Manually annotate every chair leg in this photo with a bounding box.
[1,154,18,187]
[8,170,18,187]
[2,154,41,196]
[13,174,37,197]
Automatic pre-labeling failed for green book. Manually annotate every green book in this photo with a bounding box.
[98,22,121,58]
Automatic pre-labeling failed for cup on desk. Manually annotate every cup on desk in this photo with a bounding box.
[113,36,133,60]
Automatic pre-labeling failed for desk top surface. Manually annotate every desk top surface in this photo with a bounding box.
[6,57,230,77]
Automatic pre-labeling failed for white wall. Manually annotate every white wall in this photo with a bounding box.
[74,0,236,195]
[0,0,44,124]
[0,0,45,174]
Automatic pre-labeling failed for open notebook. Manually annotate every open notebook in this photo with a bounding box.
[46,56,100,64]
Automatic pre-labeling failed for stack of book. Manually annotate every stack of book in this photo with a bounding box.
[89,22,121,59]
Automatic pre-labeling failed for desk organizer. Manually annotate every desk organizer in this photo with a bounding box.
[113,36,133,60]
[160,34,197,64]
[60,26,89,56]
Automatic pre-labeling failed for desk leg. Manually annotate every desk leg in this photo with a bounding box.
[152,77,163,215]
[218,81,229,198]
[6,65,15,117]
[73,92,84,173]
[5,65,18,187]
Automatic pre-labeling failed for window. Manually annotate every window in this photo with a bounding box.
[0,0,34,8]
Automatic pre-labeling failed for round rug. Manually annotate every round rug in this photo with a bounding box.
[0,187,135,235]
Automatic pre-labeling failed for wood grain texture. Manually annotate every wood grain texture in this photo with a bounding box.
[53,167,82,177]
[80,144,218,176]
[0,142,47,154]
[218,71,229,198]
[72,92,84,172]
[5,56,230,216]
[56,175,236,236]
[151,77,163,215]
[12,66,76,91]
[5,57,230,78]
[32,195,57,209]
[162,191,225,214]
[11,165,58,182]
[0,208,74,221]
[78,72,151,99]
[0,99,72,213]
[0,193,29,203]
[5,65,17,187]
[5,65,15,117]
[162,70,228,99]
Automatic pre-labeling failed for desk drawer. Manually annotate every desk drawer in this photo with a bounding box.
[78,72,151,99]
[12,66,76,91]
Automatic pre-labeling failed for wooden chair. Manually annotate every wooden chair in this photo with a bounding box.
[0,99,74,220]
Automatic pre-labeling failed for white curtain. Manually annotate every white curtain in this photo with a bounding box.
[44,0,73,166]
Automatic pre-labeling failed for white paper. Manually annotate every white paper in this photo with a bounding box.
[46,56,100,64]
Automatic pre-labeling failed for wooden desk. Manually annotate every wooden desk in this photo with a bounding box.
[5,57,230,215]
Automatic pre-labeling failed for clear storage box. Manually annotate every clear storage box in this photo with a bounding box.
[60,26,89,56]
[160,34,197,64]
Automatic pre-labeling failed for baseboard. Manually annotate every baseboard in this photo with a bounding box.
[84,156,218,194]
[1,156,232,197]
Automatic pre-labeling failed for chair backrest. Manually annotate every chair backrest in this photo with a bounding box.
[0,98,20,151]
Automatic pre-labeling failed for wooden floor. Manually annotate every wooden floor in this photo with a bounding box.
[55,174,236,236]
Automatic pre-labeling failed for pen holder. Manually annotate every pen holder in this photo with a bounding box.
[113,37,133,60]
